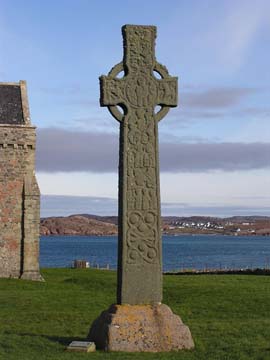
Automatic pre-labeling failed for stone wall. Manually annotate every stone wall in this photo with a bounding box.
[0,81,42,280]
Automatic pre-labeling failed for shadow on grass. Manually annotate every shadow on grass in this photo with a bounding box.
[4,331,85,347]
[164,268,270,276]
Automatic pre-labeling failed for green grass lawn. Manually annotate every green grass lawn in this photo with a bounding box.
[1,269,270,360]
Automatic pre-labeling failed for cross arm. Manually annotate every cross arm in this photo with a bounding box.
[99,76,125,107]
[156,77,178,107]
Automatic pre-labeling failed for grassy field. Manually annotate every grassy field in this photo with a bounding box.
[1,269,270,360]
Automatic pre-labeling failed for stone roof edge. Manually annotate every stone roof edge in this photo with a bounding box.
[0,81,20,85]
[0,124,36,129]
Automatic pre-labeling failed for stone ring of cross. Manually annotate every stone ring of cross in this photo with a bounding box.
[106,62,172,122]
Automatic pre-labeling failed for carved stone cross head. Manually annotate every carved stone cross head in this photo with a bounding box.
[100,25,178,123]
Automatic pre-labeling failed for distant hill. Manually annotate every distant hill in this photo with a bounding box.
[70,214,118,225]
[40,214,270,236]
[40,215,117,236]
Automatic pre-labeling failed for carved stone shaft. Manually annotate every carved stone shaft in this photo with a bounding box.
[100,25,177,304]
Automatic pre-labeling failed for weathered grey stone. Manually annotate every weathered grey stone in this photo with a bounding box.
[100,25,177,305]
[0,80,43,281]
[89,304,194,352]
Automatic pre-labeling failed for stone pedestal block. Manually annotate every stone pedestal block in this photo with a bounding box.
[88,304,194,352]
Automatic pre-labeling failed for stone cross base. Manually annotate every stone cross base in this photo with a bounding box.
[88,304,194,352]
[20,271,44,282]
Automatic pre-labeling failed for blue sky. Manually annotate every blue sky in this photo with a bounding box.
[1,0,270,216]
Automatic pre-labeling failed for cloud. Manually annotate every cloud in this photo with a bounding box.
[169,108,226,122]
[165,86,263,127]
[36,127,118,172]
[220,0,270,70]
[182,87,256,109]
[40,194,270,217]
[39,84,83,95]
[41,194,117,217]
[72,115,115,131]
[36,128,270,173]
[165,87,269,138]
[161,202,270,217]
[159,142,270,172]
[239,107,270,117]
[200,0,270,72]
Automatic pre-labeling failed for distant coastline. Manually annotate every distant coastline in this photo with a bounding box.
[40,214,270,236]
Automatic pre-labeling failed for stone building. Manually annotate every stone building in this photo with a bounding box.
[0,80,43,280]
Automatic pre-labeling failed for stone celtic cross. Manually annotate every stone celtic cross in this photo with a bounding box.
[100,25,178,305]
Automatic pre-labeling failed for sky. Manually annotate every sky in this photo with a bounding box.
[1,0,270,217]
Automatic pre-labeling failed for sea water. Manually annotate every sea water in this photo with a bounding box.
[40,235,270,271]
